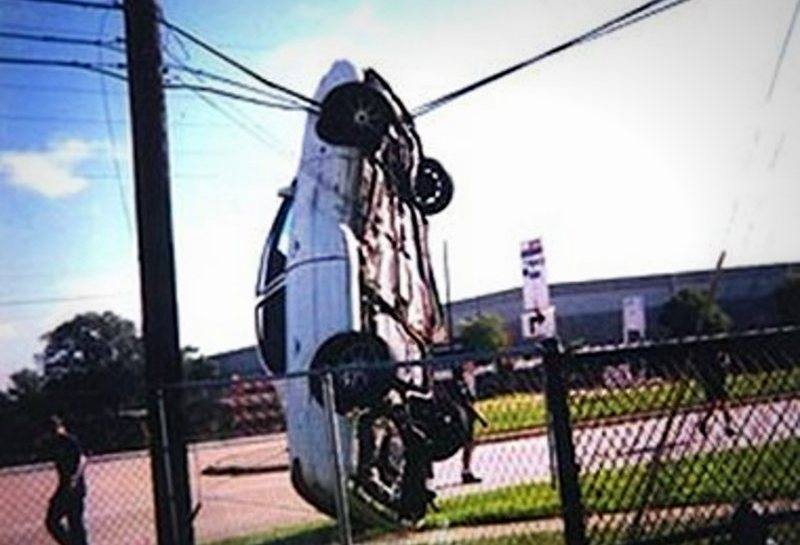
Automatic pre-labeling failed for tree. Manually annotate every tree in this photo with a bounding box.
[775,273,800,325]
[458,313,511,353]
[658,288,732,337]
[38,311,146,415]
[6,368,44,401]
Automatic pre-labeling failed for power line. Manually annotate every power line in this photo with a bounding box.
[0,55,127,80]
[98,10,133,243]
[164,47,293,148]
[157,16,320,109]
[0,56,312,113]
[0,30,124,51]
[0,22,112,37]
[161,32,303,154]
[766,0,800,102]
[3,0,121,10]
[412,0,694,116]
[163,75,284,148]
[0,292,130,308]
[0,82,126,94]
[165,64,309,109]
[590,0,690,39]
[164,82,314,112]
[0,112,273,129]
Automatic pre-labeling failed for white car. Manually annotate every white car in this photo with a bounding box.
[256,60,469,525]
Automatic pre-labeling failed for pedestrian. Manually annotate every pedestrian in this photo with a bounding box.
[454,361,482,484]
[44,415,89,545]
[696,349,735,438]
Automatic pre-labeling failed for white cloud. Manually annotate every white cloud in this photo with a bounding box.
[0,139,97,198]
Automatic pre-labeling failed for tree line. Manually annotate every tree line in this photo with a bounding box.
[0,311,237,467]
[2,274,797,467]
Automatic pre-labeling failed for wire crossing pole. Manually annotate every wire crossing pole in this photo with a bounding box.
[123,1,194,544]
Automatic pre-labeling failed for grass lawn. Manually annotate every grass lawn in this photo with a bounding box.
[206,521,337,545]
[475,366,800,438]
[208,437,799,545]
[427,437,800,528]
[210,528,565,545]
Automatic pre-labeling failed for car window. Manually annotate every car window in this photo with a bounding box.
[257,196,294,295]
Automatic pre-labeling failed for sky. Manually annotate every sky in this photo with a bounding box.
[1,0,799,385]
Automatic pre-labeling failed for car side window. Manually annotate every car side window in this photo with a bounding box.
[257,197,294,295]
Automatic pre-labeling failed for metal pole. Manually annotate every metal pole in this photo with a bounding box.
[322,372,353,545]
[123,1,194,543]
[443,240,454,344]
[542,338,587,545]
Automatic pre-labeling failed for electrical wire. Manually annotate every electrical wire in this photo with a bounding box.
[0,30,125,51]
[0,57,311,113]
[765,0,800,102]
[3,0,120,9]
[165,64,309,110]
[98,10,134,243]
[161,32,302,156]
[163,82,315,113]
[0,56,127,80]
[0,293,131,308]
[157,16,320,110]
[163,75,294,149]
[587,0,690,41]
[412,0,695,117]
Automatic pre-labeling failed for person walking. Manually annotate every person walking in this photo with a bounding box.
[454,361,482,484]
[45,415,89,545]
[696,349,735,438]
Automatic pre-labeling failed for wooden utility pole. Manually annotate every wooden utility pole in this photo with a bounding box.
[123,1,194,544]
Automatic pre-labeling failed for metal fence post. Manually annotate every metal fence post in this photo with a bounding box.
[543,338,587,545]
[322,371,353,545]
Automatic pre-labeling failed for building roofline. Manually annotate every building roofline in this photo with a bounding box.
[208,346,257,360]
[451,261,800,306]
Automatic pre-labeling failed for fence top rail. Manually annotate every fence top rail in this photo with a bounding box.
[571,324,800,360]
[151,325,800,391]
[159,342,553,391]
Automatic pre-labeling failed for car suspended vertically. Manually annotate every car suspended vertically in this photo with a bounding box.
[256,60,471,526]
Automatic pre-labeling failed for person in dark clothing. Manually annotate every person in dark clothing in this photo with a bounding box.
[454,361,481,484]
[696,349,735,438]
[45,416,88,545]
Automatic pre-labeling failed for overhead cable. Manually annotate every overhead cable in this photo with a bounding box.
[163,82,315,112]
[412,0,694,117]
[0,55,127,80]
[162,42,300,149]
[165,64,310,110]
[4,0,120,9]
[0,30,124,51]
[158,16,320,110]
[0,293,130,308]
[97,10,134,243]
[766,0,800,102]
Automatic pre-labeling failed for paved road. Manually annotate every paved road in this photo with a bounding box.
[2,397,797,545]
[0,435,321,545]
[432,396,800,496]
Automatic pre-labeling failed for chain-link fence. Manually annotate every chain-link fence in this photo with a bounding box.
[566,326,800,545]
[0,402,156,545]
[3,327,797,545]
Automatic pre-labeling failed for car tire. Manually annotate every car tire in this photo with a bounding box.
[315,83,393,154]
[309,332,393,414]
[412,157,453,215]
